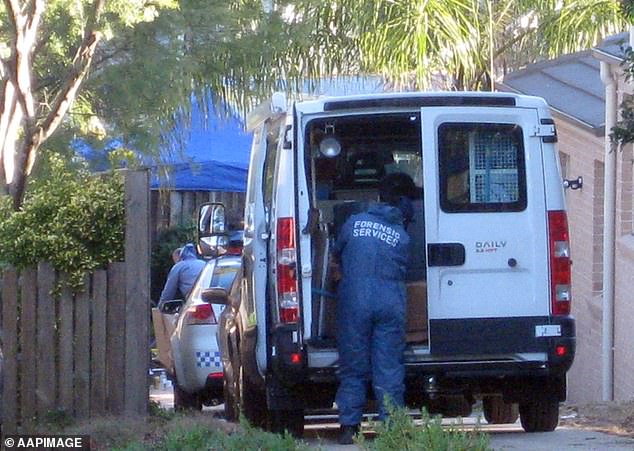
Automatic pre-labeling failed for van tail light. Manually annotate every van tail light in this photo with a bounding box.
[184,303,216,325]
[277,217,299,323]
[548,210,571,315]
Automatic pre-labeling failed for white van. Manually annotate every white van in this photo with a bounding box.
[201,91,575,436]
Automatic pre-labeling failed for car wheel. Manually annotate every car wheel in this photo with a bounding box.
[239,364,268,428]
[223,350,241,422]
[483,396,519,424]
[223,374,239,421]
[519,396,559,432]
[173,382,202,411]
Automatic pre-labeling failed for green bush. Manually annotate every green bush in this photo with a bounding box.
[0,154,124,288]
[357,405,491,451]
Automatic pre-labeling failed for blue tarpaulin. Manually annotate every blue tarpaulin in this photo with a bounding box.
[149,78,386,192]
[151,101,252,192]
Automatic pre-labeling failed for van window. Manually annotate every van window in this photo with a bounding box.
[263,126,280,211]
[438,123,527,212]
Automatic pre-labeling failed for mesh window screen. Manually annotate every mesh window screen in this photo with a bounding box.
[439,123,526,212]
[471,132,520,203]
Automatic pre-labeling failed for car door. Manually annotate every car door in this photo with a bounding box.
[421,107,550,351]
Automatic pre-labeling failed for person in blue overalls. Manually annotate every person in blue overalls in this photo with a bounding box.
[331,172,415,445]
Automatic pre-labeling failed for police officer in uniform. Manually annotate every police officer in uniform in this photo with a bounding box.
[332,172,414,445]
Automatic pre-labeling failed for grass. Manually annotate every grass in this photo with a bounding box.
[113,417,310,451]
[31,403,490,450]
[357,405,491,451]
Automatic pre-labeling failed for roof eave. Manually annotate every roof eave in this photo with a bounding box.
[497,83,604,137]
[591,48,624,65]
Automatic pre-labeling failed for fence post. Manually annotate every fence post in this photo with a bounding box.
[19,269,38,431]
[90,270,108,416]
[36,262,56,418]
[2,268,18,434]
[58,280,75,416]
[124,169,151,415]
[106,262,126,414]
[74,276,91,418]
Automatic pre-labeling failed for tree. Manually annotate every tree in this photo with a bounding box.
[305,0,625,91]
[81,0,361,158]
[0,0,175,210]
[611,0,634,146]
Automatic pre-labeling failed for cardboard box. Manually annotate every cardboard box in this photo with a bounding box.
[152,308,177,371]
[406,280,428,343]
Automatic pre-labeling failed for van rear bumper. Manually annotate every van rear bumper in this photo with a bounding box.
[428,315,575,372]
[404,352,572,378]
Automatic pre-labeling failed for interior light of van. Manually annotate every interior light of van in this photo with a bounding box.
[277,217,299,323]
[319,136,341,158]
[548,211,571,315]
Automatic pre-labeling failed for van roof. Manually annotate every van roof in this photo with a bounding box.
[295,91,549,114]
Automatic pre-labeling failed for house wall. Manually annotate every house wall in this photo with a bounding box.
[554,115,606,403]
[613,139,634,400]
[555,105,634,403]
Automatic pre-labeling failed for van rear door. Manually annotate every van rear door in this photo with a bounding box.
[421,107,550,354]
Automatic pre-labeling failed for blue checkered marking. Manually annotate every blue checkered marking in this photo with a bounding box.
[195,351,222,368]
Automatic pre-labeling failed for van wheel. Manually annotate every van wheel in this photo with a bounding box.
[483,396,519,424]
[519,396,559,432]
[270,409,304,438]
[173,382,202,411]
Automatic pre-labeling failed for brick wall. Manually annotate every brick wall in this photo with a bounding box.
[555,112,634,402]
[554,116,606,403]
[613,141,634,400]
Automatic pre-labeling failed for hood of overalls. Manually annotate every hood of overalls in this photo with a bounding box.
[179,243,199,260]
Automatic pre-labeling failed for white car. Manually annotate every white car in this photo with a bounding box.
[164,255,240,410]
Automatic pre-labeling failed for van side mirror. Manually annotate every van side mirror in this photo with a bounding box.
[201,287,228,305]
[197,202,228,258]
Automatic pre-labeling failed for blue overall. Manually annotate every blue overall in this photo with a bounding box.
[333,204,410,426]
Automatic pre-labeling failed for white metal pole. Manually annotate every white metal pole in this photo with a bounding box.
[599,61,617,401]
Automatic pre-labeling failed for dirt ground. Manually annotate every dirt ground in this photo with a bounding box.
[560,400,634,437]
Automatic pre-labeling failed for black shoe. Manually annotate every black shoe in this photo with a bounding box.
[338,424,359,445]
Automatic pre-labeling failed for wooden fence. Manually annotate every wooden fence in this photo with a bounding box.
[151,190,245,238]
[0,170,150,433]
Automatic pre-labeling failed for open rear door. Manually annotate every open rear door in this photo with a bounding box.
[421,107,550,354]
[243,121,275,372]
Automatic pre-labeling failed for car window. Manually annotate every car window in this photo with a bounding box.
[209,264,239,290]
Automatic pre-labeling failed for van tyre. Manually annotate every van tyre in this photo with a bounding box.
[519,397,559,432]
[270,409,304,438]
[483,396,519,424]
